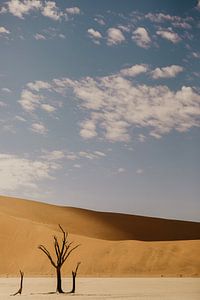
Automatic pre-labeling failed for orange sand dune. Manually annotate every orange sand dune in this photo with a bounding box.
[0,195,199,277]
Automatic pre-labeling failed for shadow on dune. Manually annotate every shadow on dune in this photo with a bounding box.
[0,195,199,242]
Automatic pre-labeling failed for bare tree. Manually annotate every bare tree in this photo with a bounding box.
[38,225,80,293]
[70,262,81,294]
[12,270,24,296]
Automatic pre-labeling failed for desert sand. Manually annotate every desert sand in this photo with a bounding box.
[0,195,200,277]
[0,278,199,299]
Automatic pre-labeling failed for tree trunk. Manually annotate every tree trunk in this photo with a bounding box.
[12,270,24,296]
[71,271,76,293]
[56,267,63,293]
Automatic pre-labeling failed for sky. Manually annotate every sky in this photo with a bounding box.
[0,0,200,221]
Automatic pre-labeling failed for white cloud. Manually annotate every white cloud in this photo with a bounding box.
[31,122,48,135]
[156,29,181,43]
[145,13,192,29]
[19,89,43,112]
[151,65,184,79]
[1,87,11,93]
[59,33,65,39]
[66,7,80,15]
[27,80,52,92]
[19,88,56,113]
[192,51,200,58]
[118,25,130,33]
[88,28,102,44]
[34,33,46,40]
[54,76,200,141]
[5,0,42,19]
[94,151,106,157]
[0,153,57,193]
[15,115,26,122]
[107,28,125,46]
[41,150,65,161]
[73,164,81,168]
[136,168,143,175]
[120,64,148,77]
[196,0,200,10]
[0,101,6,107]
[0,26,10,35]
[78,151,96,160]
[20,71,200,143]
[94,17,105,26]
[66,150,106,161]
[41,103,56,112]
[66,153,78,160]
[132,27,151,49]
[80,119,97,139]
[41,1,62,21]
[138,134,146,142]
[2,0,77,21]
[118,167,125,173]
[88,28,102,39]
[104,120,130,142]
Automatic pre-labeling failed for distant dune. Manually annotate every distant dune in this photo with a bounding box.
[0,195,199,277]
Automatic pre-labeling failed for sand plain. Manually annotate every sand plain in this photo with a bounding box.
[0,278,199,299]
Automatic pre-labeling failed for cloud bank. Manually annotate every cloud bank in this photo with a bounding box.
[19,64,200,142]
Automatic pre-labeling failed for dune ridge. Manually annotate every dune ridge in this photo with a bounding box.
[0,195,199,277]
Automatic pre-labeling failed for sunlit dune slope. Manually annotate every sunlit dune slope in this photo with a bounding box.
[0,195,199,241]
[0,195,199,276]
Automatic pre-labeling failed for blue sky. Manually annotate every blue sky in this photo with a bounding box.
[0,0,200,221]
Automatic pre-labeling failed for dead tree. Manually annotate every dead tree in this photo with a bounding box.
[70,262,81,294]
[12,270,24,296]
[38,224,80,293]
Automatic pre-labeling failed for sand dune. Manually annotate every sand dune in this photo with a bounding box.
[0,195,199,277]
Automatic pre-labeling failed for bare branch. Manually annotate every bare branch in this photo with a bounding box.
[62,241,73,262]
[54,236,61,260]
[59,224,68,258]
[62,244,80,264]
[75,262,81,275]
[38,245,56,268]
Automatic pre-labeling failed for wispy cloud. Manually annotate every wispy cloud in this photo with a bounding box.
[94,16,105,26]
[0,153,58,193]
[156,29,181,43]
[41,150,65,161]
[34,33,46,40]
[31,122,48,135]
[192,51,200,59]
[145,13,192,29]
[117,167,125,173]
[196,0,200,10]
[0,26,10,37]
[136,168,143,175]
[1,87,11,93]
